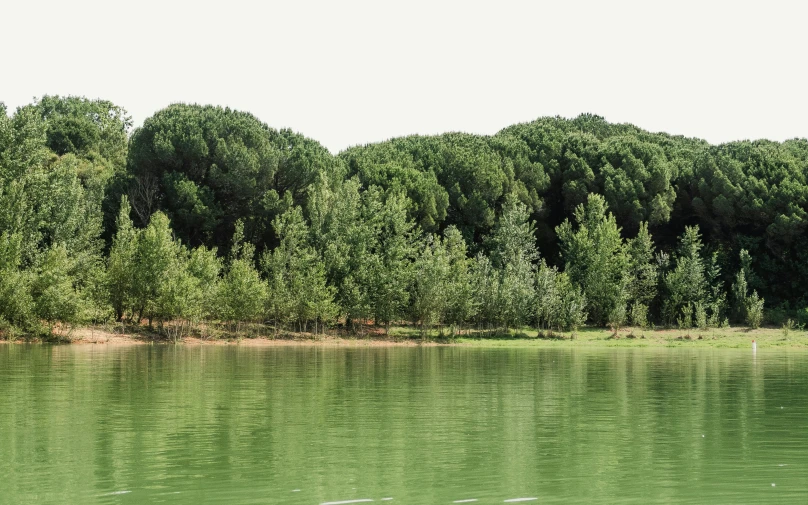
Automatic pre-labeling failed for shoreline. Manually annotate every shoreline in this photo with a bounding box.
[2,325,808,350]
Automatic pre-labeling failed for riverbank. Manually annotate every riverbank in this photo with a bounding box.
[3,324,808,349]
[455,326,808,349]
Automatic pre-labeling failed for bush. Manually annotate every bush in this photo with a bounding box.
[707,302,723,328]
[678,304,693,329]
[607,303,627,331]
[745,291,764,329]
[798,308,808,328]
[782,319,795,338]
[694,302,708,330]
[630,302,648,330]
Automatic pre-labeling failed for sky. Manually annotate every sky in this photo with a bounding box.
[2,0,806,153]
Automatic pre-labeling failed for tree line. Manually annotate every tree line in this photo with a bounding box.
[0,96,803,339]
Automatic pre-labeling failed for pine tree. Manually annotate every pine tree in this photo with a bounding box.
[663,226,706,326]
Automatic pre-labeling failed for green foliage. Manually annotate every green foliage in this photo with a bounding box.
[497,256,536,331]
[732,267,750,323]
[473,195,538,330]
[307,183,419,331]
[535,260,587,332]
[663,226,724,326]
[216,221,266,328]
[4,97,808,339]
[0,266,35,334]
[127,104,278,247]
[745,291,765,329]
[31,95,131,166]
[473,254,500,329]
[694,302,708,330]
[626,222,658,307]
[81,264,112,326]
[306,177,374,327]
[411,235,450,332]
[127,103,341,251]
[487,194,539,268]
[342,132,538,243]
[186,245,222,322]
[262,207,336,333]
[678,303,693,330]
[442,226,477,328]
[0,232,35,333]
[107,197,138,320]
[558,283,588,334]
[782,319,795,338]
[32,244,83,332]
[557,194,628,325]
[629,302,649,330]
[732,248,766,329]
[131,212,182,324]
[366,191,418,329]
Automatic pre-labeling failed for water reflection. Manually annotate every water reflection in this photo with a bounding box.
[0,345,806,504]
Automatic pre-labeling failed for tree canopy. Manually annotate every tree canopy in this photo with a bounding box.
[2,96,808,339]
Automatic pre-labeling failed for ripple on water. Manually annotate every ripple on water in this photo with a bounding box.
[320,500,374,505]
[2,346,808,505]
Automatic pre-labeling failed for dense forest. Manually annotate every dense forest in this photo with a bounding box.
[1,96,807,339]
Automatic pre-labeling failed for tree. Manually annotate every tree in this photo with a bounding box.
[131,212,180,326]
[732,248,765,328]
[7,96,808,338]
[262,207,336,334]
[626,222,658,327]
[662,226,706,326]
[306,177,375,330]
[557,194,628,326]
[661,226,727,328]
[216,221,267,332]
[745,291,765,329]
[0,232,34,335]
[366,190,417,332]
[410,234,449,334]
[535,260,587,332]
[107,197,138,321]
[32,244,82,335]
[442,226,477,331]
[473,253,502,331]
[409,227,475,335]
[127,104,342,252]
[30,95,131,167]
[485,194,538,329]
[186,245,222,328]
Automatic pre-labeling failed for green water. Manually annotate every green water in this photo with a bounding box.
[1,345,806,504]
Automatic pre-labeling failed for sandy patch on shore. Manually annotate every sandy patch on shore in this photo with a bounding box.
[0,326,446,347]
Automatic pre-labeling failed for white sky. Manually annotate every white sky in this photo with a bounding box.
[2,0,806,153]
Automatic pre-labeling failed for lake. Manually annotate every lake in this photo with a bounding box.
[1,344,806,504]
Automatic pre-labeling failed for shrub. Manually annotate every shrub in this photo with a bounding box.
[745,291,764,329]
[630,302,648,330]
[694,302,708,330]
[678,303,693,329]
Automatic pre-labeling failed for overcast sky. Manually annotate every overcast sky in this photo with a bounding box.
[3,0,806,153]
